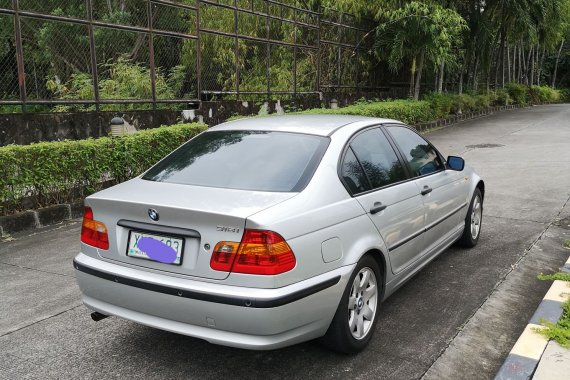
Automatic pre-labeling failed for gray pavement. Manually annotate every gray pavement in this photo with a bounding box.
[533,341,570,380]
[2,105,570,379]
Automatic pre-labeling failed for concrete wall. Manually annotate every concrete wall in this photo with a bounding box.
[0,92,385,146]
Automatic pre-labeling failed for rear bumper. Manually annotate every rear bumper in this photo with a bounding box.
[74,253,353,350]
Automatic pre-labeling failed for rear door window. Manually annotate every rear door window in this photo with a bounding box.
[143,130,329,192]
[386,126,445,177]
[348,128,407,190]
[340,148,372,194]
[340,128,408,194]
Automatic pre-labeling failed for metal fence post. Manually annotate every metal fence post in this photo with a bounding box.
[337,12,342,89]
[12,0,26,113]
[293,7,297,97]
[85,0,100,112]
[355,21,360,96]
[316,6,321,94]
[196,0,201,100]
[266,1,270,98]
[233,0,239,97]
[147,0,157,110]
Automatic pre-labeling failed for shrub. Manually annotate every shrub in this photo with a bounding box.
[560,88,570,103]
[298,99,439,125]
[496,89,511,106]
[424,93,454,118]
[453,93,476,112]
[530,85,560,103]
[0,123,207,215]
[473,94,491,110]
[505,82,528,105]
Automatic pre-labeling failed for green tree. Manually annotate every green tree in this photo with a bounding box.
[374,1,467,99]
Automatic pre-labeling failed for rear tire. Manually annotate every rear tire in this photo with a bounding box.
[319,255,382,354]
[457,188,483,248]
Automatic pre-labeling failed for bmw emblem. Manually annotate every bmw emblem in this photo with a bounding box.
[148,208,159,221]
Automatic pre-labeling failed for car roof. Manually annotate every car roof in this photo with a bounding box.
[208,114,402,136]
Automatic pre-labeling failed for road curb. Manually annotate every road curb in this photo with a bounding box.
[414,104,524,133]
[0,201,83,237]
[562,255,570,273]
[494,279,570,380]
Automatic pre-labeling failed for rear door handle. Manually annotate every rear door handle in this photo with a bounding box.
[370,202,387,215]
[420,186,433,196]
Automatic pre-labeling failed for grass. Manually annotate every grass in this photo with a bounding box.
[564,239,570,249]
[536,271,570,347]
[537,297,570,348]
[537,272,570,281]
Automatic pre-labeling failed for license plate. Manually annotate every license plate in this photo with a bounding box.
[127,231,184,265]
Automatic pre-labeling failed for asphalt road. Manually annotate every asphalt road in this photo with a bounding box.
[2,105,570,380]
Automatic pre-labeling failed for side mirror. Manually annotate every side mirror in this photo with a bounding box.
[447,156,465,171]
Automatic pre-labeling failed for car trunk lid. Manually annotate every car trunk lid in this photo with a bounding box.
[86,178,296,280]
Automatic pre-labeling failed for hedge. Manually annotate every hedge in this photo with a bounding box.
[297,99,440,125]
[232,86,561,126]
[0,123,207,215]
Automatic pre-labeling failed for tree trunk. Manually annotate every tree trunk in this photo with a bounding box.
[538,45,545,86]
[538,46,545,85]
[414,49,425,100]
[409,56,416,98]
[552,39,565,88]
[529,47,536,86]
[525,46,532,85]
[517,45,522,83]
[437,61,444,93]
[494,30,502,90]
[512,46,516,83]
[501,32,506,88]
[434,67,439,92]
[473,55,479,92]
[520,42,528,83]
[507,46,511,83]
[486,61,491,92]
[459,69,464,94]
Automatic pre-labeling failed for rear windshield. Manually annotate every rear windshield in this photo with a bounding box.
[142,130,329,192]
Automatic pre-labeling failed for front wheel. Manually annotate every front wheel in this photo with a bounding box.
[457,188,483,247]
[320,255,381,354]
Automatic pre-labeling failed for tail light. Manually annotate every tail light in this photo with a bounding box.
[211,230,296,275]
[81,207,109,250]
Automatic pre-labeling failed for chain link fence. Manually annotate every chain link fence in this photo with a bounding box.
[0,0,380,112]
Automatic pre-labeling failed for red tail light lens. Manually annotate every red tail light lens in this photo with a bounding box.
[210,241,240,272]
[210,230,296,275]
[80,207,109,250]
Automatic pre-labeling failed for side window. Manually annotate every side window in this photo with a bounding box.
[386,126,444,177]
[348,128,407,189]
[341,148,372,194]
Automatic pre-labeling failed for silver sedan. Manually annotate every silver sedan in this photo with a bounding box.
[74,115,484,353]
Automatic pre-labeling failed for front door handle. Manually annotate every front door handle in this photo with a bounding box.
[370,202,387,215]
[421,186,433,196]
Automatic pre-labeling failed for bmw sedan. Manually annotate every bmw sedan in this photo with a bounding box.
[74,114,484,354]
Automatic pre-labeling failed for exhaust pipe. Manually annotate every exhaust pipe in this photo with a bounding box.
[91,312,109,322]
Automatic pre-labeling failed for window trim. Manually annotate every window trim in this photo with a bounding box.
[337,125,413,197]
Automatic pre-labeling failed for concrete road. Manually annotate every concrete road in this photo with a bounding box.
[2,105,570,380]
